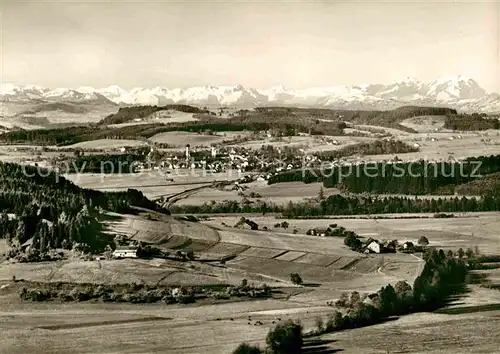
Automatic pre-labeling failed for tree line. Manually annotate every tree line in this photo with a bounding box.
[99,104,209,125]
[170,193,500,217]
[18,278,272,304]
[268,154,500,195]
[455,172,500,196]
[313,139,419,160]
[254,105,455,132]
[444,113,499,131]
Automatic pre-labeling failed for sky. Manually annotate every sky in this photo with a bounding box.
[1,0,499,92]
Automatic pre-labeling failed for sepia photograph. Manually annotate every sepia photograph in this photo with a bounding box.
[0,0,499,353]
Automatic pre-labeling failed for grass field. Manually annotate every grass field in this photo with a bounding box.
[211,212,500,255]
[148,131,253,147]
[399,115,447,133]
[108,111,199,128]
[64,169,244,201]
[230,135,376,153]
[64,139,147,149]
[0,297,333,354]
[173,181,340,206]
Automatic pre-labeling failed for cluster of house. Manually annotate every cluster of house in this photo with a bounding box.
[127,143,307,177]
[363,238,423,254]
[414,134,464,143]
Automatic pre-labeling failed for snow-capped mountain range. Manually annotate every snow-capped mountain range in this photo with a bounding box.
[1,76,499,112]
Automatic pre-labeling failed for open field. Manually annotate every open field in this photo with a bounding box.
[226,255,357,283]
[328,212,500,254]
[64,170,243,199]
[0,145,71,163]
[323,308,500,353]
[400,115,448,133]
[202,212,500,254]
[293,253,342,267]
[64,170,242,188]
[274,250,306,261]
[239,247,286,259]
[148,131,253,147]
[321,120,500,163]
[230,135,376,153]
[244,181,339,204]
[175,181,341,206]
[212,227,357,256]
[108,111,199,128]
[0,296,334,354]
[64,139,147,149]
[104,213,220,244]
[357,129,500,162]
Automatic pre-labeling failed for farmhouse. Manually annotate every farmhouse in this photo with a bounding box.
[365,240,381,254]
[112,246,138,259]
[362,238,397,254]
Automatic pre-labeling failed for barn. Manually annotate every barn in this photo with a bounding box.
[112,246,138,259]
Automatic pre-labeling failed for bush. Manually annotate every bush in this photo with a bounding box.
[232,343,263,354]
[266,320,303,354]
[418,236,429,247]
[290,273,303,285]
[325,311,344,331]
[186,250,195,261]
[344,233,362,251]
[434,213,454,218]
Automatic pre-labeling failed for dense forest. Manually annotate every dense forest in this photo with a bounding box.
[455,172,500,196]
[99,104,209,125]
[444,113,500,131]
[24,102,90,114]
[313,139,419,160]
[268,154,500,195]
[254,106,455,124]
[0,162,168,260]
[170,193,500,216]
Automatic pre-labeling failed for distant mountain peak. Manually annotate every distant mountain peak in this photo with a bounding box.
[1,77,498,112]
